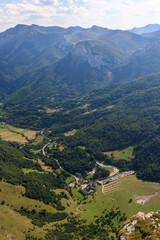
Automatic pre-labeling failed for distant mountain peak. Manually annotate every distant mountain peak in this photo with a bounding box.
[91,25,109,32]
[129,24,160,35]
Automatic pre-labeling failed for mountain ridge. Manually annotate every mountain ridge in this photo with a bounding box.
[0,23,153,104]
[129,23,160,35]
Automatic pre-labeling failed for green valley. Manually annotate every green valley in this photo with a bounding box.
[0,22,160,240]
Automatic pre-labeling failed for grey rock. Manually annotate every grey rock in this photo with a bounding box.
[120,235,127,240]
[135,212,145,219]
[126,225,135,233]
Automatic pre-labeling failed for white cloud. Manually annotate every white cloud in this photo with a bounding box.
[1,0,160,32]
[40,0,59,5]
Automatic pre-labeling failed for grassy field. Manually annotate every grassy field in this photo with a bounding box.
[59,144,65,151]
[64,129,77,137]
[72,188,85,202]
[0,173,160,239]
[78,146,86,150]
[103,180,122,194]
[45,107,63,114]
[23,157,37,163]
[104,105,114,109]
[82,109,97,115]
[65,176,76,184]
[38,159,53,173]
[47,141,58,149]
[0,182,56,239]
[54,189,78,215]
[0,124,38,144]
[78,175,160,223]
[22,168,46,174]
[0,181,77,240]
[79,104,90,109]
[6,135,28,143]
[104,146,134,161]
[32,135,44,146]
[23,130,37,140]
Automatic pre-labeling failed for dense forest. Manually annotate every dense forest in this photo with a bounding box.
[2,73,160,182]
[0,140,69,210]
[34,73,160,182]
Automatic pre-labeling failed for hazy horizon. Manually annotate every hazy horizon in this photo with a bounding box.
[0,0,160,32]
[1,22,160,34]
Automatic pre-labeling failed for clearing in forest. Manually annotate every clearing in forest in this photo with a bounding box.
[82,109,97,115]
[38,159,53,173]
[64,129,77,137]
[6,135,27,143]
[23,130,37,140]
[45,107,63,113]
[0,124,38,143]
[104,146,134,161]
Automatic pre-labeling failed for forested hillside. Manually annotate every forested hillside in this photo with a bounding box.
[45,73,160,182]
[3,73,160,182]
[0,23,154,104]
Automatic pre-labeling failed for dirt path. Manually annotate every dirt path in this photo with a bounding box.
[134,190,160,205]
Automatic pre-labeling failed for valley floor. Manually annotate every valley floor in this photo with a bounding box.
[0,126,160,239]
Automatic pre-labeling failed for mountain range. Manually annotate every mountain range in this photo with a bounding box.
[1,23,160,108]
[129,23,160,35]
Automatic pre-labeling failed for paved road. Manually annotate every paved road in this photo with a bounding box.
[41,130,51,156]
[41,131,120,186]
[96,161,119,177]
[96,161,119,185]
[41,130,79,183]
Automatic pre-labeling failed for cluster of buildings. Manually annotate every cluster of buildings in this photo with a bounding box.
[69,170,135,196]
[102,171,135,185]
[79,182,98,195]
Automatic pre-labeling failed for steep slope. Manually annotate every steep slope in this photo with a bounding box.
[119,211,160,240]
[141,29,160,39]
[0,24,74,94]
[3,28,154,109]
[114,40,160,82]
[0,24,153,97]
[3,39,131,109]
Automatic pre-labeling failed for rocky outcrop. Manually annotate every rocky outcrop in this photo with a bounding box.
[118,210,160,240]
[72,46,106,69]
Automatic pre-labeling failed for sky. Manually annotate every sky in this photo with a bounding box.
[0,0,160,32]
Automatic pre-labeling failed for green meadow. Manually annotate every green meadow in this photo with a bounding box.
[78,175,160,222]
[104,146,134,161]
[0,182,77,240]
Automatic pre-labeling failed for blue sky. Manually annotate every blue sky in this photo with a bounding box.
[0,0,160,32]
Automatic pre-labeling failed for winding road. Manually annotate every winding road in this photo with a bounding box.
[96,161,119,177]
[41,130,119,185]
[41,130,79,183]
[41,130,51,156]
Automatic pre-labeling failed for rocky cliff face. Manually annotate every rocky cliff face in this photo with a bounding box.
[71,46,106,69]
[119,211,160,240]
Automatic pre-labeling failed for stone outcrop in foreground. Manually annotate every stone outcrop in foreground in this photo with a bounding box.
[119,210,160,240]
